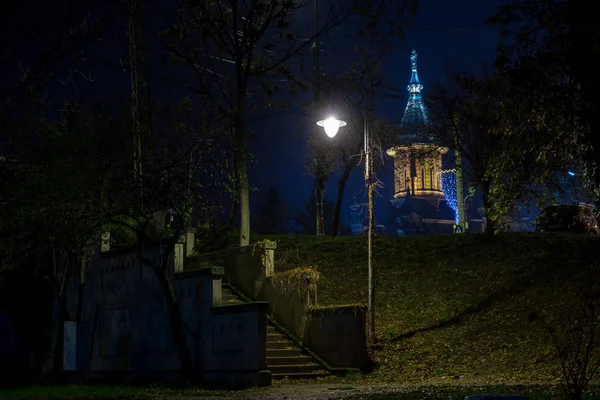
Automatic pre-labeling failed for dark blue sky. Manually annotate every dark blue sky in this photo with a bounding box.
[248,0,510,228]
[11,0,510,230]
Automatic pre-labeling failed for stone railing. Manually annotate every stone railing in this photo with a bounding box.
[84,244,270,387]
[223,241,368,370]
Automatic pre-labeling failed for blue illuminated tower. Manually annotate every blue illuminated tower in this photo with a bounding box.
[386,50,453,234]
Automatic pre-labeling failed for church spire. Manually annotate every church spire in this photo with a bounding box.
[409,49,422,89]
[401,49,429,129]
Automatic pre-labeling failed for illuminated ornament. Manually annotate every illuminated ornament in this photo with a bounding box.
[442,170,459,224]
[317,117,347,138]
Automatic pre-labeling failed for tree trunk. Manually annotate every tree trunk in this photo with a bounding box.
[332,164,352,236]
[75,255,85,322]
[228,144,239,228]
[152,266,193,381]
[237,127,250,247]
[235,60,250,246]
[52,258,71,382]
[75,283,85,322]
[481,179,495,236]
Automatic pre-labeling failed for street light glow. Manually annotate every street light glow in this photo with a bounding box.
[316,117,347,138]
[568,171,575,176]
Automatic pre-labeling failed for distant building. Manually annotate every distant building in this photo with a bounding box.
[349,199,363,235]
[386,50,454,235]
[348,199,386,235]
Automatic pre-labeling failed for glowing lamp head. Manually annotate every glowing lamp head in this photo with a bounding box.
[316,117,347,138]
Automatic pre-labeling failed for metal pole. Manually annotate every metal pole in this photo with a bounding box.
[366,76,375,345]
[314,0,324,236]
[464,194,473,231]
[454,118,464,233]
[129,0,146,209]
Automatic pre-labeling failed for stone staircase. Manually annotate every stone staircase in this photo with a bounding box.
[222,287,330,380]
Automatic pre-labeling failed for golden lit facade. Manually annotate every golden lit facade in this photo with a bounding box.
[387,49,449,209]
[386,144,449,206]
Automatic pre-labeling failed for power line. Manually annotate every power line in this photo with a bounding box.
[329,22,489,40]
[409,22,487,32]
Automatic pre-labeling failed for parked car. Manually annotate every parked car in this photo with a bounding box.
[535,203,599,235]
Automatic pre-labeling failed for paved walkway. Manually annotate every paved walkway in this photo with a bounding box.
[163,384,406,399]
[168,383,530,400]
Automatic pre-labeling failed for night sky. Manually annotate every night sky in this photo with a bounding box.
[248,0,510,229]
[5,0,511,231]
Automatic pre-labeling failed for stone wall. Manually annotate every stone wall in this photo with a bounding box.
[259,273,315,341]
[202,302,269,387]
[73,245,270,387]
[225,242,368,370]
[304,305,368,368]
[0,312,31,386]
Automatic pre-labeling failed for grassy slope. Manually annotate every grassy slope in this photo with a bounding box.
[253,232,600,384]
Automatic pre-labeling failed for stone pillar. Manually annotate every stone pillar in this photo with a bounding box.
[212,270,223,306]
[262,241,276,278]
[185,227,195,258]
[174,243,184,273]
[101,232,110,252]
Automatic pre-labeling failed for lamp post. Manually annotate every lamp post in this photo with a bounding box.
[463,193,473,231]
[316,78,376,344]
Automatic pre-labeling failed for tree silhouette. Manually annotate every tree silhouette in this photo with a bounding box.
[253,187,290,234]
[293,189,336,235]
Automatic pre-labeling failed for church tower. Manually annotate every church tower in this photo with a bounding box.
[386,50,448,208]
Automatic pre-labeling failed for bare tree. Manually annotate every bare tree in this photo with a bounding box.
[162,0,355,246]
[528,265,600,400]
[103,104,223,380]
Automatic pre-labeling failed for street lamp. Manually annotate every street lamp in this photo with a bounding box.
[315,78,376,344]
[316,117,347,138]
[462,184,477,231]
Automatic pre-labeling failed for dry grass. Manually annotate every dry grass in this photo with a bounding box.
[256,232,600,385]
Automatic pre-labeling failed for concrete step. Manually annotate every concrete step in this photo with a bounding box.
[266,341,296,350]
[266,348,303,358]
[222,298,243,305]
[271,372,331,380]
[268,363,323,375]
[266,356,313,366]
[267,332,287,341]
[221,288,245,304]
[219,285,330,380]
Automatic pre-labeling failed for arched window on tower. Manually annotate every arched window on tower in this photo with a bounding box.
[424,161,431,189]
[429,168,434,190]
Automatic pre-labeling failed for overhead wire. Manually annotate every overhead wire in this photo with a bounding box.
[328,22,489,40]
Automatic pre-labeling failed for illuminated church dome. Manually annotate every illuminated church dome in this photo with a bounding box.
[386,50,452,234]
